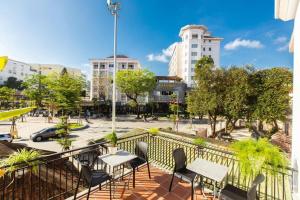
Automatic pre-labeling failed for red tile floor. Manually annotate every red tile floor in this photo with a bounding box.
[79,165,215,200]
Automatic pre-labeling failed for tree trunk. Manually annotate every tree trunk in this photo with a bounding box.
[136,103,140,119]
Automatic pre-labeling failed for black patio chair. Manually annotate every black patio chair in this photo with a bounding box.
[219,174,265,200]
[128,141,151,188]
[169,148,197,200]
[73,161,112,200]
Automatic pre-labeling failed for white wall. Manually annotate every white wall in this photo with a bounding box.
[292,2,300,198]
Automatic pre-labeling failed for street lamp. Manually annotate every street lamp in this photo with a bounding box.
[107,0,120,132]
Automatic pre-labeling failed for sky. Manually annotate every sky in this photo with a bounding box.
[0,0,294,78]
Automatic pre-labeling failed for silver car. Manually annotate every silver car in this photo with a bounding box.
[0,133,13,142]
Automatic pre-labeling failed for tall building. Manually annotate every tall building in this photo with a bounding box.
[90,55,141,104]
[169,25,222,87]
[0,59,36,85]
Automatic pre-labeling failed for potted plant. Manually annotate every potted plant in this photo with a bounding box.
[105,131,118,154]
[230,138,287,178]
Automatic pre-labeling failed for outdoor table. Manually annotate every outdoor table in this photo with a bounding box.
[187,158,229,199]
[98,150,137,196]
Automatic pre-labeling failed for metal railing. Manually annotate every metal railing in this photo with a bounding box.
[0,132,296,200]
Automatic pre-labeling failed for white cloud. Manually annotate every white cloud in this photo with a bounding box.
[224,38,264,50]
[274,36,288,44]
[277,43,289,52]
[146,42,177,63]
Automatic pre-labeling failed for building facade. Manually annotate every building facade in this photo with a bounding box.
[149,76,187,104]
[30,64,84,77]
[90,55,141,104]
[169,25,222,87]
[0,59,37,85]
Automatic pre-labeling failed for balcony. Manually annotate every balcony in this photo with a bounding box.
[0,133,296,199]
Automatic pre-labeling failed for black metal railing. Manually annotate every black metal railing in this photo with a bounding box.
[0,132,296,200]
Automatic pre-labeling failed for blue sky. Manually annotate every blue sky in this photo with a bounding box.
[0,0,294,77]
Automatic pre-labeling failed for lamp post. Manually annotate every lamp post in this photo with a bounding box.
[107,0,120,132]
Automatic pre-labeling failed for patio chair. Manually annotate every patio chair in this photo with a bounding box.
[73,161,112,200]
[169,148,197,200]
[219,174,265,200]
[128,141,151,188]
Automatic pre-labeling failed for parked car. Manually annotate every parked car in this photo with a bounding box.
[0,133,13,142]
[30,127,58,142]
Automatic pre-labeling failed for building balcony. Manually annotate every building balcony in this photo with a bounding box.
[0,133,296,199]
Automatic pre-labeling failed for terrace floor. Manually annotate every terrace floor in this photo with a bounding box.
[79,165,216,200]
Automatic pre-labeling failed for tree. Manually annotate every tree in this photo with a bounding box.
[0,86,15,109]
[251,68,292,135]
[223,67,250,131]
[22,74,49,108]
[187,56,226,137]
[47,71,84,115]
[116,69,156,118]
[3,77,24,90]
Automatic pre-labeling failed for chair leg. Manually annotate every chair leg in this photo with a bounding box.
[86,182,92,200]
[191,181,194,200]
[73,170,82,200]
[109,180,112,200]
[133,168,136,188]
[147,163,151,179]
[169,172,175,192]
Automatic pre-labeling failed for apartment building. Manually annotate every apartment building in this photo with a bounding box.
[0,59,36,85]
[169,25,222,87]
[90,55,141,104]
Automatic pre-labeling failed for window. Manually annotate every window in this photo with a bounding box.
[121,64,126,69]
[93,63,98,69]
[191,52,197,56]
[100,64,105,69]
[8,70,12,73]
[128,64,134,69]
[191,44,198,48]
[209,40,211,43]
[161,91,173,96]
[184,60,187,64]
[191,68,195,72]
[203,47,205,51]
[192,34,198,39]
[109,64,114,68]
[191,60,197,64]
[191,76,195,80]
[209,47,212,51]
[208,55,212,58]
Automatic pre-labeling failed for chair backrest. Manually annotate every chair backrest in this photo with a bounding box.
[135,141,148,161]
[80,163,93,184]
[172,148,187,171]
[247,174,265,199]
[76,146,101,167]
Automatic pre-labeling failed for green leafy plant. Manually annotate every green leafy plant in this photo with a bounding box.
[55,138,75,151]
[148,128,159,136]
[55,116,71,137]
[230,138,288,177]
[0,149,41,174]
[193,138,206,147]
[105,131,118,147]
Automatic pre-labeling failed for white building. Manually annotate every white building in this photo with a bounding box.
[90,55,141,103]
[0,59,37,85]
[30,64,84,77]
[275,0,300,198]
[169,25,222,87]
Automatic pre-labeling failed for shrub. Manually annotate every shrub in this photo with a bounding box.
[55,138,75,151]
[105,131,118,147]
[230,138,288,177]
[148,128,159,136]
[193,138,206,147]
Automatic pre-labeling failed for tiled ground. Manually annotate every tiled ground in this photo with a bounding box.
[79,165,215,200]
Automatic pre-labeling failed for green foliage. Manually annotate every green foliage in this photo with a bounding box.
[251,68,292,131]
[55,137,75,151]
[193,138,206,147]
[47,72,84,113]
[69,123,84,129]
[22,74,50,108]
[0,86,16,109]
[105,131,118,146]
[148,127,159,136]
[0,149,41,174]
[55,116,71,137]
[230,139,288,177]
[116,69,156,118]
